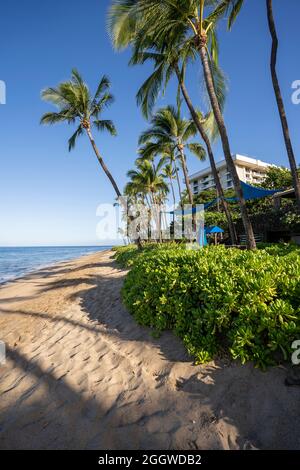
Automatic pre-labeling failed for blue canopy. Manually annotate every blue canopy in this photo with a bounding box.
[206,226,224,234]
[168,181,282,216]
[239,181,281,200]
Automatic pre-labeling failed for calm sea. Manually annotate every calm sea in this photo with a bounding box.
[0,246,112,284]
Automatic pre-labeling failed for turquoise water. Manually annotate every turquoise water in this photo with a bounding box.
[0,246,111,284]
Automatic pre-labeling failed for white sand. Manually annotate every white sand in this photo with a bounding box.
[0,250,299,450]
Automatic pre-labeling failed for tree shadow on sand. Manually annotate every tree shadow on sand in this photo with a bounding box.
[0,346,181,450]
[73,275,191,364]
[175,362,300,450]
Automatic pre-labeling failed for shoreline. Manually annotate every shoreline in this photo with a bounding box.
[0,249,299,450]
[0,247,113,288]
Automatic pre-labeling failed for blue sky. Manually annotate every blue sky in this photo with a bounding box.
[0,0,300,246]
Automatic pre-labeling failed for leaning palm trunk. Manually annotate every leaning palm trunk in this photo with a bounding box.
[169,177,176,206]
[178,145,193,206]
[198,42,256,249]
[178,145,196,233]
[174,65,237,245]
[169,175,176,238]
[86,128,122,197]
[174,161,183,207]
[86,127,144,247]
[266,0,300,211]
[151,192,162,242]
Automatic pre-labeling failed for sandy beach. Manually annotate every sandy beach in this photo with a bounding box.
[0,249,299,450]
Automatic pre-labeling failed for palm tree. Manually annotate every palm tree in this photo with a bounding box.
[223,0,300,212]
[162,163,176,206]
[125,158,169,240]
[127,158,168,205]
[139,141,184,207]
[139,105,206,207]
[128,43,237,244]
[108,0,256,249]
[40,69,122,198]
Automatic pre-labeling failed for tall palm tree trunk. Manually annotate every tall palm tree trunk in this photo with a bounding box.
[178,145,193,205]
[86,128,122,198]
[151,192,162,242]
[175,65,237,245]
[178,145,197,234]
[198,43,256,249]
[169,175,176,238]
[169,177,176,206]
[174,161,183,207]
[266,0,300,211]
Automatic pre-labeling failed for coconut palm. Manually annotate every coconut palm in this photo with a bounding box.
[125,158,169,240]
[162,163,177,206]
[139,105,206,207]
[138,141,183,206]
[108,0,256,248]
[40,69,122,198]
[128,43,237,244]
[126,158,168,205]
[222,0,300,212]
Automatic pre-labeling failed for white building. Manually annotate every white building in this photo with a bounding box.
[189,154,276,195]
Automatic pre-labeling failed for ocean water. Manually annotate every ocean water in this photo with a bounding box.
[0,246,112,285]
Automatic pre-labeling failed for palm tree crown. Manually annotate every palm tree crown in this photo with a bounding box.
[139,105,205,162]
[41,69,122,198]
[41,68,116,151]
[139,104,206,206]
[125,158,168,201]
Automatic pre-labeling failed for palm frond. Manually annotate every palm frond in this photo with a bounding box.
[71,68,84,86]
[91,93,115,118]
[107,0,140,49]
[227,0,244,30]
[93,75,111,101]
[136,63,166,119]
[182,119,197,141]
[93,119,117,136]
[187,143,206,161]
[40,110,74,125]
[68,125,84,151]
[41,87,69,107]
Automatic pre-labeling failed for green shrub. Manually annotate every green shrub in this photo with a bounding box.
[112,245,139,267]
[113,242,184,268]
[121,245,300,367]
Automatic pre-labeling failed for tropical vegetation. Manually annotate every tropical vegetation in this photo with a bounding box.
[108,0,256,248]
[114,242,300,368]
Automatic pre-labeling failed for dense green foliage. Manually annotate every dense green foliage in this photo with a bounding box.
[113,242,184,267]
[261,166,295,190]
[115,243,300,368]
[112,245,140,267]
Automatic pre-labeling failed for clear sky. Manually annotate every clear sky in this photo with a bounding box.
[0,0,300,246]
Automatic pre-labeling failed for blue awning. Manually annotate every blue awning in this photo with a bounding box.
[206,226,224,234]
[167,181,282,216]
[239,181,281,200]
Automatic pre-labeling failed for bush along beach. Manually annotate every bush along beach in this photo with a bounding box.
[115,244,300,368]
